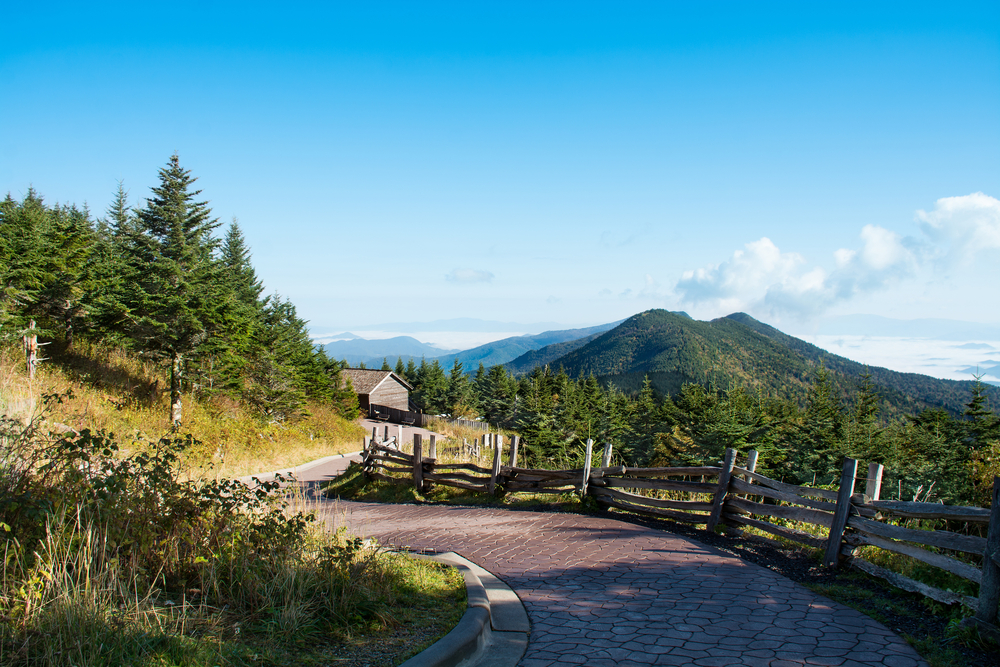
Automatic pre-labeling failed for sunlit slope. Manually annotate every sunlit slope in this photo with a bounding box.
[543,309,997,415]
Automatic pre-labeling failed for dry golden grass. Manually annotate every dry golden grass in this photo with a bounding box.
[0,340,365,479]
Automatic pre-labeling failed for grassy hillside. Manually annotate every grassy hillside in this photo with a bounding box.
[548,309,996,416]
[1,340,365,479]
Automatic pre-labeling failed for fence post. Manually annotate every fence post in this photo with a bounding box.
[510,435,519,468]
[738,450,759,501]
[866,462,884,501]
[975,476,1000,626]
[384,425,389,442]
[488,438,502,495]
[825,458,859,568]
[24,320,37,379]
[706,448,737,532]
[428,434,437,461]
[600,442,614,468]
[581,439,594,497]
[398,425,404,449]
[413,434,423,493]
[361,436,371,478]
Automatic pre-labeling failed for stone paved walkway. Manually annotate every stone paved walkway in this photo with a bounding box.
[317,501,926,667]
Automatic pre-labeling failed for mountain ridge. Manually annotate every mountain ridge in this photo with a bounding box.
[516,309,998,417]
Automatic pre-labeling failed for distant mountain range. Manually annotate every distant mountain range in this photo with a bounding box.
[318,323,621,369]
[503,310,999,417]
[431,322,623,370]
[346,318,565,334]
[320,336,459,365]
[315,311,999,416]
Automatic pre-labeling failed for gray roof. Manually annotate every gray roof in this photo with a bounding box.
[342,369,413,395]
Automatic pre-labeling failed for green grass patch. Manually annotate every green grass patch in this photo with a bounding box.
[324,460,598,513]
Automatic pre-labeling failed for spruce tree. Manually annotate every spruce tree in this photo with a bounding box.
[126,154,223,425]
[207,219,265,395]
[91,182,136,337]
[844,370,883,460]
[446,358,473,416]
[37,203,96,346]
[244,296,308,421]
[0,189,49,327]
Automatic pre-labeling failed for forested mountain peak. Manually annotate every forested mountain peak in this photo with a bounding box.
[542,309,997,417]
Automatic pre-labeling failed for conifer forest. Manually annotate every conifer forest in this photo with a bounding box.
[3,155,999,508]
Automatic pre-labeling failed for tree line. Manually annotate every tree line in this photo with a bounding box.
[0,155,357,424]
[393,356,999,507]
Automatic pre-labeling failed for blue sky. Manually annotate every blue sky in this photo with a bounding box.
[3,2,999,335]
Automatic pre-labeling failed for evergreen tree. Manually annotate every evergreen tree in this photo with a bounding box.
[964,376,1000,446]
[0,189,49,327]
[125,154,223,425]
[36,203,96,346]
[843,370,883,461]
[793,364,844,484]
[414,360,448,413]
[91,182,136,337]
[203,219,265,395]
[243,296,310,421]
[478,364,517,427]
[446,358,473,417]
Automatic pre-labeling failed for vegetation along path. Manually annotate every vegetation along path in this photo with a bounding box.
[320,501,926,667]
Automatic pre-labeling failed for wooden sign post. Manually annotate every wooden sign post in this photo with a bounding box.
[24,320,37,380]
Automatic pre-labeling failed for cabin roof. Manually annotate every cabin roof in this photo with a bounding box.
[342,369,414,394]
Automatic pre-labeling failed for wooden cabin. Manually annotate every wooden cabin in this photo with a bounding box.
[342,369,413,412]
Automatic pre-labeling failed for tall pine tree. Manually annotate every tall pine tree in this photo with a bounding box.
[125,155,223,425]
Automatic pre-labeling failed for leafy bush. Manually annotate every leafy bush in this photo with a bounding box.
[0,397,462,666]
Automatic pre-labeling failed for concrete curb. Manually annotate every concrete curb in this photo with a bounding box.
[237,450,363,484]
[400,552,529,667]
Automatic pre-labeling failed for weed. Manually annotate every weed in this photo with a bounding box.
[0,400,464,666]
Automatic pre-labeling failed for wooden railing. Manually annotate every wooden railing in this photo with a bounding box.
[356,435,1000,629]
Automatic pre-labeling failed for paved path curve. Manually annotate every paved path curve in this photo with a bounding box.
[318,500,926,667]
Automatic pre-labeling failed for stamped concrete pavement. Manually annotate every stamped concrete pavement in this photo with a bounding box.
[317,500,926,667]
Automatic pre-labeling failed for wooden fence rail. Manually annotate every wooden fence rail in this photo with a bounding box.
[355,435,1000,627]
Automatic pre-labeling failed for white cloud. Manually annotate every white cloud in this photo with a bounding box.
[675,237,821,315]
[664,192,1000,323]
[858,224,908,270]
[638,273,669,300]
[916,192,1000,261]
[676,223,918,320]
[445,268,495,284]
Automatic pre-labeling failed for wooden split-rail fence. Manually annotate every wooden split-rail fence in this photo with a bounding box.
[359,435,1000,629]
